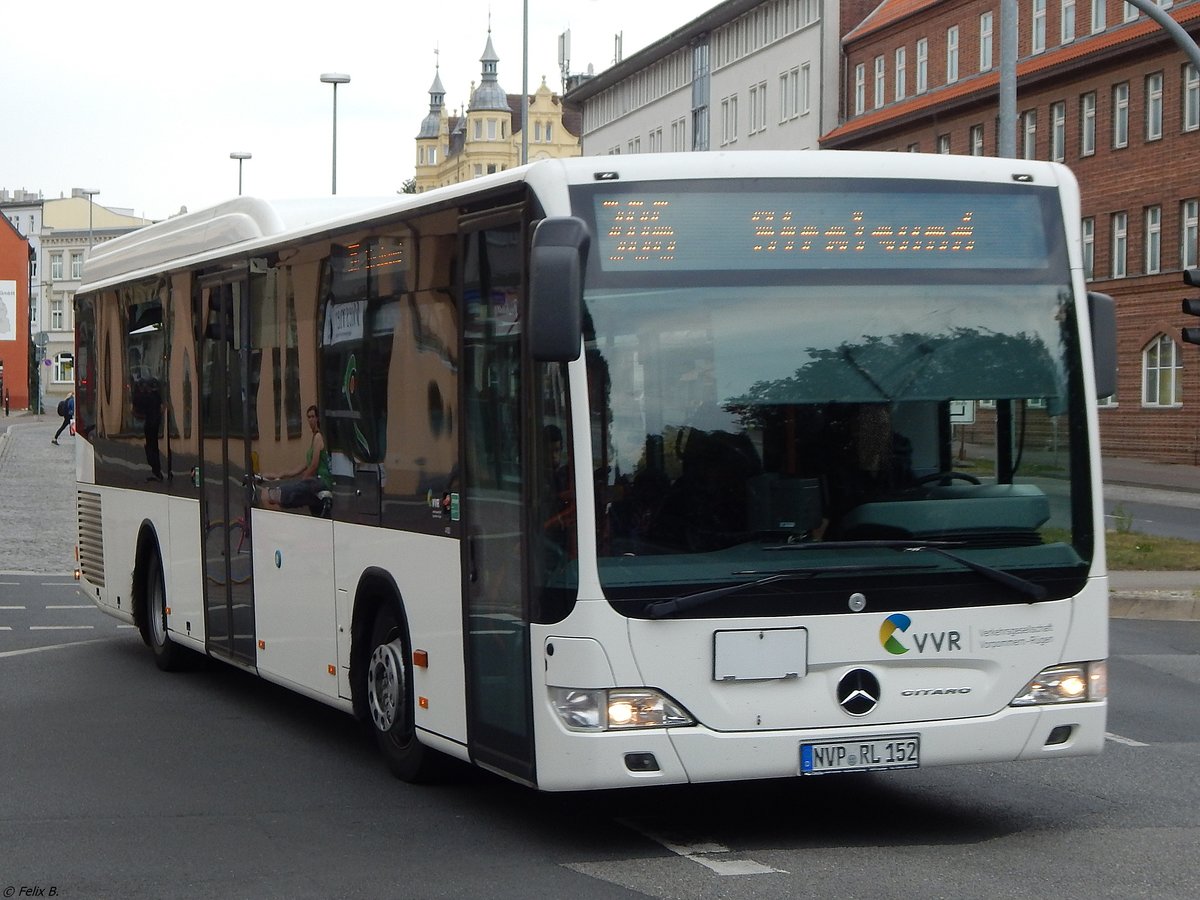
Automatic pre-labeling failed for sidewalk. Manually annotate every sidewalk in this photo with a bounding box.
[0,412,77,575]
[0,412,1196,615]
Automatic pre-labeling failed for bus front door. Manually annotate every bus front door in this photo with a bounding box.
[460,214,536,785]
[198,276,257,664]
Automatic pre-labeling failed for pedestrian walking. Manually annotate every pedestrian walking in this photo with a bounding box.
[3,389,9,416]
[52,393,74,444]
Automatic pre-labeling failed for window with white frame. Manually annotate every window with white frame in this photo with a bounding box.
[1091,0,1106,32]
[916,38,928,93]
[749,82,767,133]
[1123,1,1138,22]
[1082,217,1095,280]
[780,68,796,121]
[854,63,866,114]
[1022,110,1037,159]
[1181,199,1198,268]
[50,253,63,280]
[1113,82,1129,147]
[1081,91,1096,155]
[970,123,985,155]
[895,47,907,101]
[1145,205,1162,274]
[70,252,84,279]
[53,353,73,384]
[800,64,811,115]
[1184,64,1200,131]
[721,94,738,144]
[874,56,885,109]
[946,26,959,83]
[672,117,687,151]
[980,12,994,70]
[1051,101,1066,160]
[1146,72,1163,140]
[1032,0,1047,53]
[1062,0,1076,42]
[51,297,64,330]
[1143,334,1182,406]
[1111,211,1128,278]
[937,133,951,154]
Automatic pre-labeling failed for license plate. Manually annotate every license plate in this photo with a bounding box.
[800,735,920,775]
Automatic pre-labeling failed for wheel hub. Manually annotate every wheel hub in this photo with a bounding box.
[367,640,404,732]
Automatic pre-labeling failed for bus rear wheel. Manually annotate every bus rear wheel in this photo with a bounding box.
[144,550,186,671]
[366,604,441,782]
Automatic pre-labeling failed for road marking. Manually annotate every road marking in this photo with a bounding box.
[0,605,27,610]
[0,626,11,631]
[30,625,96,631]
[41,582,80,587]
[45,605,93,610]
[619,820,786,876]
[0,639,108,658]
[1106,731,1149,747]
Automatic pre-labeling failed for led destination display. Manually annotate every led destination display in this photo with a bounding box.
[592,186,1055,273]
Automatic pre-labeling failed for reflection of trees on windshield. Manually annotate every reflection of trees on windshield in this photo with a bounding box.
[724,328,1062,422]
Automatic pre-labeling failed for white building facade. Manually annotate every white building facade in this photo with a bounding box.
[565,0,841,156]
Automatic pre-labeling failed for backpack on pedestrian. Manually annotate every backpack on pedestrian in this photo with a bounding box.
[57,399,67,417]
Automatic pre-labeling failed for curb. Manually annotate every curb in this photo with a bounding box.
[1110,589,1200,621]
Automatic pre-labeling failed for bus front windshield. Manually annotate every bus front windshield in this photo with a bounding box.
[575,181,1092,618]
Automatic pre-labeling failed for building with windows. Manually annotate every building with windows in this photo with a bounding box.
[0,213,32,411]
[563,0,854,156]
[822,0,1200,464]
[413,32,582,192]
[38,192,152,410]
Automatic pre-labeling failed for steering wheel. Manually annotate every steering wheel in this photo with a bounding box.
[915,471,981,487]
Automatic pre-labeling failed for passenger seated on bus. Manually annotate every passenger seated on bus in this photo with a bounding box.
[819,403,914,538]
[259,405,333,517]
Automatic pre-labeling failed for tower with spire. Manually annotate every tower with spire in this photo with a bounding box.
[413,30,582,193]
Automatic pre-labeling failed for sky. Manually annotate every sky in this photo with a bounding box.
[1,0,716,222]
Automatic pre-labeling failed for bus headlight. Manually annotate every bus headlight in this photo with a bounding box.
[1010,661,1107,706]
[550,688,695,732]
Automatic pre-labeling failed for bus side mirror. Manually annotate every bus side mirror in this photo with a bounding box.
[1087,292,1117,400]
[529,216,590,362]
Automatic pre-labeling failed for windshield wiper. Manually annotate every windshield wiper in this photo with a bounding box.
[644,566,870,620]
[771,540,1048,602]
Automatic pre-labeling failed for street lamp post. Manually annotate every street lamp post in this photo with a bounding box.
[229,152,252,195]
[319,73,351,194]
[81,189,99,249]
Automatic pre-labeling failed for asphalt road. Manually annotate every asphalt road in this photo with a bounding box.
[1,582,1196,900]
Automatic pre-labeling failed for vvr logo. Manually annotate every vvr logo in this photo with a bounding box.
[880,614,963,655]
[880,614,911,654]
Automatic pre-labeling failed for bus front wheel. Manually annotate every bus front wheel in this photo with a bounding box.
[366,604,441,782]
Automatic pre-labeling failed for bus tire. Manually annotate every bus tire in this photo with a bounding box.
[144,549,186,672]
[366,603,442,782]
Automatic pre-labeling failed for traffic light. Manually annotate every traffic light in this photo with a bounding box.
[1184,269,1200,345]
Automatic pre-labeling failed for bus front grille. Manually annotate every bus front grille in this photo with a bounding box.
[77,490,105,587]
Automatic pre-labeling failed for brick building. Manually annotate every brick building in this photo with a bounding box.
[0,214,31,411]
[823,0,1200,464]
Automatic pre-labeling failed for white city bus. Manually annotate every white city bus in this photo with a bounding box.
[74,152,1114,790]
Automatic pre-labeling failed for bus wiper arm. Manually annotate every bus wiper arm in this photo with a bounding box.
[644,567,865,620]
[771,540,1048,602]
